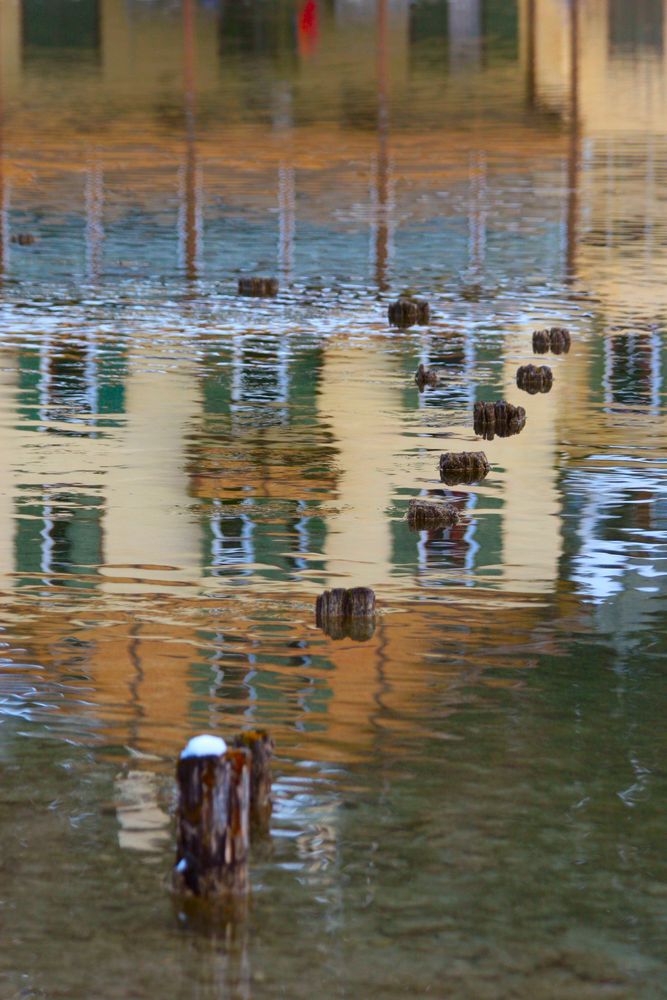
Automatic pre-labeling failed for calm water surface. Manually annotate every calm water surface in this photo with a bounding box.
[0,1,667,997]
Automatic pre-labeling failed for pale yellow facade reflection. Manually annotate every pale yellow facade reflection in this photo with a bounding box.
[0,0,662,764]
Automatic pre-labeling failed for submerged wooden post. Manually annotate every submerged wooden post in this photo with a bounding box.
[439,451,490,484]
[388,297,430,328]
[414,363,440,390]
[232,730,274,831]
[238,276,279,298]
[315,587,376,640]
[407,498,460,530]
[10,233,36,246]
[173,735,250,897]
[516,363,553,394]
[473,400,526,440]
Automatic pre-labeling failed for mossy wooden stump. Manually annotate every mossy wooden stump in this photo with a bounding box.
[439,451,490,484]
[473,401,526,440]
[238,276,279,298]
[516,363,553,394]
[532,327,571,354]
[407,498,460,530]
[232,730,274,832]
[415,363,440,390]
[316,587,376,641]
[174,739,250,897]
[388,298,430,328]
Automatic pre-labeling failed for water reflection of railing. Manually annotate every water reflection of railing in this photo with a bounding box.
[602,332,663,413]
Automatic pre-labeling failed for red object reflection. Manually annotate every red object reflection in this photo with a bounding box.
[298,0,319,57]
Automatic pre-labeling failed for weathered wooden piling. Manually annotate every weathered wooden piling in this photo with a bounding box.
[173,736,250,897]
[238,276,279,298]
[439,451,490,484]
[415,363,440,390]
[407,498,460,530]
[315,587,376,641]
[232,730,274,831]
[516,363,553,394]
[549,327,571,353]
[10,233,36,246]
[532,327,571,354]
[473,400,526,440]
[388,297,430,328]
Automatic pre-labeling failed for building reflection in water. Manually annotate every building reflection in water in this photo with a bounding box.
[0,0,662,769]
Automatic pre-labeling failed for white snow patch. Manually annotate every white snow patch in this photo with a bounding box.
[180,734,227,759]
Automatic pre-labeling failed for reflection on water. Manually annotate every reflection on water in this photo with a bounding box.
[0,1,666,997]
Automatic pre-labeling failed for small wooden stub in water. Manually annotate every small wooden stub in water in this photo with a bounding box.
[415,363,440,390]
[174,738,250,897]
[473,401,526,440]
[232,730,274,832]
[439,451,490,485]
[238,276,279,298]
[10,233,36,246]
[315,587,376,641]
[388,297,430,328]
[532,327,571,354]
[516,363,553,394]
[407,498,460,530]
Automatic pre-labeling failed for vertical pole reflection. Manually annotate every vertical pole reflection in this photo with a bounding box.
[0,20,5,284]
[85,156,104,282]
[468,150,486,276]
[273,85,295,281]
[181,0,200,283]
[278,165,295,281]
[566,0,580,283]
[375,0,390,291]
[526,0,536,108]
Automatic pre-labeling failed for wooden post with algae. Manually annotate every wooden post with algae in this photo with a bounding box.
[473,400,526,440]
[173,735,250,897]
[439,451,490,484]
[407,498,460,530]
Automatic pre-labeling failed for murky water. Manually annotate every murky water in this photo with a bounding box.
[0,1,667,996]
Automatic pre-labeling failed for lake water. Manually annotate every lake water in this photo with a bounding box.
[1,1,667,997]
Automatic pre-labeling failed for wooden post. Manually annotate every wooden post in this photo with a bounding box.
[238,277,279,297]
[532,327,571,354]
[173,736,250,897]
[407,498,460,530]
[473,400,526,440]
[315,587,376,641]
[415,363,440,390]
[388,297,430,328]
[232,730,274,832]
[439,450,490,484]
[516,364,553,394]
